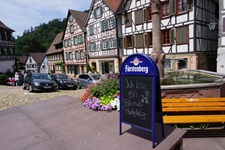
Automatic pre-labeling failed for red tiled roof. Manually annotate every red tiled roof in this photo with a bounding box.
[104,0,122,13]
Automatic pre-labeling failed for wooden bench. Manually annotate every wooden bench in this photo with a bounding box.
[162,97,225,125]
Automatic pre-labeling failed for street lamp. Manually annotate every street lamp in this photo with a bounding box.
[209,20,217,31]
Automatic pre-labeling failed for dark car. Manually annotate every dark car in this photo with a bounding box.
[77,73,101,89]
[23,72,57,92]
[50,74,77,90]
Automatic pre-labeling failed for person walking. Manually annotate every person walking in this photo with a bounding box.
[9,77,14,86]
[14,72,20,86]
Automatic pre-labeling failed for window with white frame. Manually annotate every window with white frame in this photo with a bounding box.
[91,43,96,51]
[109,39,116,48]
[95,7,102,19]
[103,41,108,50]
[70,25,74,33]
[69,52,73,60]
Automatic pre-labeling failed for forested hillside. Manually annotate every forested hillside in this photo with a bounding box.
[14,18,66,55]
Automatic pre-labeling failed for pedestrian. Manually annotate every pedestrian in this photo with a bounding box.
[14,72,20,86]
[9,77,14,86]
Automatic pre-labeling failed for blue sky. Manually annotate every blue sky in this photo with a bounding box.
[0,0,92,37]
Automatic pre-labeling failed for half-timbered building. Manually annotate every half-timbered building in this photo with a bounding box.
[119,0,219,71]
[63,9,88,77]
[217,0,225,74]
[25,53,45,72]
[85,0,122,74]
[46,32,64,74]
[0,21,15,73]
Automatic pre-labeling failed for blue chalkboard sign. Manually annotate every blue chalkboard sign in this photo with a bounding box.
[119,53,164,148]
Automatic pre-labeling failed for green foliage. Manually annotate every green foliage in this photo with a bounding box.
[86,64,92,73]
[89,74,120,98]
[14,18,66,55]
[0,74,7,85]
[54,62,63,65]
[61,64,65,74]
[174,123,209,130]
[100,95,114,106]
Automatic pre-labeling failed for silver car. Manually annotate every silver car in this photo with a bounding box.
[77,73,101,89]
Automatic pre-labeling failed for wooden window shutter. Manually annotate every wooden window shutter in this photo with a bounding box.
[187,0,193,11]
[100,42,102,49]
[143,9,146,22]
[222,16,225,34]
[94,10,97,19]
[89,25,94,35]
[100,6,103,17]
[65,52,69,60]
[132,35,135,47]
[112,18,116,28]
[170,29,175,44]
[106,40,109,48]
[114,39,117,48]
[105,21,109,30]
[123,37,126,48]
[80,36,83,43]
[169,0,176,15]
[177,26,188,44]
[78,51,80,59]
[94,43,96,51]
[101,21,104,31]
[144,33,148,47]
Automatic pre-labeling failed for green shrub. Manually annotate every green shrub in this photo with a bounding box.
[89,73,120,98]
[0,74,7,85]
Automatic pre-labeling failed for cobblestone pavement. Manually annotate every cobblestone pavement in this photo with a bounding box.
[0,85,86,111]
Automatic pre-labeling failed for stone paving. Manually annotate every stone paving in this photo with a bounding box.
[0,85,86,111]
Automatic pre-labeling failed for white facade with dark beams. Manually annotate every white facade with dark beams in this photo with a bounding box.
[85,0,121,74]
[63,10,88,77]
[119,0,219,71]
[217,0,225,74]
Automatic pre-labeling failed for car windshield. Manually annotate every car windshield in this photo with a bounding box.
[33,73,51,80]
[57,74,71,80]
[92,74,101,80]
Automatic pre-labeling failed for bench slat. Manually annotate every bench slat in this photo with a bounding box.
[163,98,225,102]
[162,103,225,107]
[163,115,225,124]
[163,107,225,112]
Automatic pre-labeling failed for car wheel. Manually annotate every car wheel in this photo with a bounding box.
[22,84,26,90]
[77,83,82,89]
[73,86,77,90]
[29,85,33,92]
[57,83,61,89]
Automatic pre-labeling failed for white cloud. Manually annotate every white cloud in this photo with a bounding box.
[0,0,92,37]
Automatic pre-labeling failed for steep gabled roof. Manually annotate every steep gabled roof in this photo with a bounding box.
[16,56,27,64]
[62,9,89,40]
[69,9,88,32]
[85,0,122,26]
[0,21,15,32]
[46,32,63,55]
[104,0,122,13]
[28,53,45,65]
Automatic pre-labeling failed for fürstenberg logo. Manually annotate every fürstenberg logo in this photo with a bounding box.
[124,57,148,74]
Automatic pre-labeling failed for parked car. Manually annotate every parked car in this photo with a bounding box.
[77,73,101,89]
[50,74,77,90]
[23,72,57,92]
